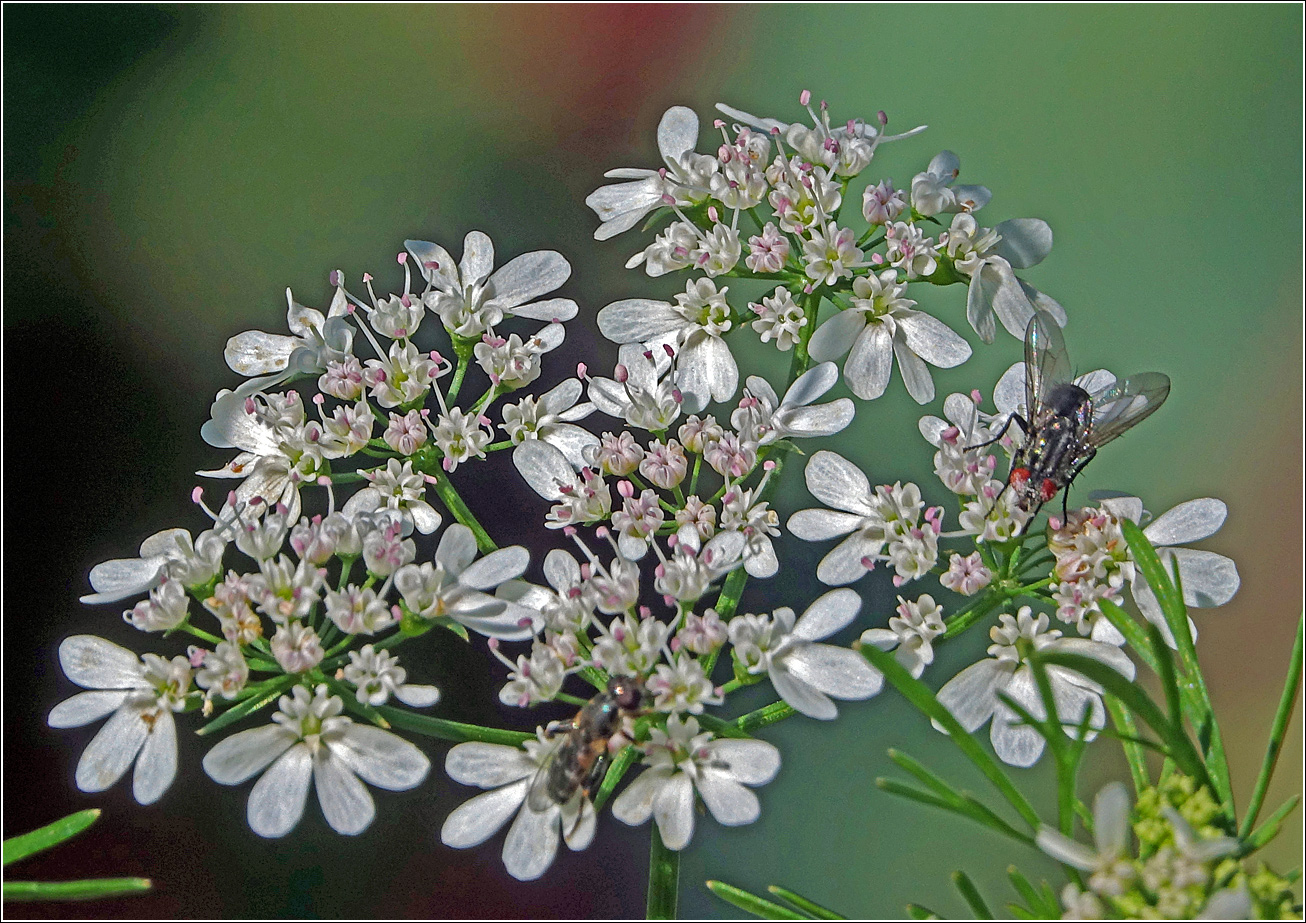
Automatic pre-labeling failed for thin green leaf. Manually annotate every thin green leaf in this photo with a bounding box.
[591,744,639,814]
[1005,904,1039,920]
[905,903,942,920]
[195,674,299,736]
[875,778,1031,845]
[767,886,844,920]
[3,811,100,866]
[3,878,152,901]
[861,645,1041,830]
[1097,600,1161,675]
[647,824,680,920]
[706,880,808,920]
[1119,519,1232,809]
[328,679,391,729]
[1240,616,1304,838]
[952,870,993,919]
[1242,795,1301,854]
[372,705,532,746]
[1036,650,1211,791]
[696,712,751,740]
[1141,619,1182,732]
[1007,866,1060,919]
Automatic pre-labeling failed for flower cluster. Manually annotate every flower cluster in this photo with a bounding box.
[1037,777,1297,920]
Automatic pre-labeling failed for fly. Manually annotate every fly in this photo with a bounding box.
[526,676,644,819]
[980,312,1170,521]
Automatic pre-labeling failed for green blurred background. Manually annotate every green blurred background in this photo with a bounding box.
[5,4,1301,917]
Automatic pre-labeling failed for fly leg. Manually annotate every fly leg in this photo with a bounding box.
[1059,448,1097,523]
[966,412,1028,452]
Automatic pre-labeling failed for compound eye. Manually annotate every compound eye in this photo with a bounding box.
[1009,467,1031,487]
[1039,478,1058,501]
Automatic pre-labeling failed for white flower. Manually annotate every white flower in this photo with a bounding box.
[961,220,1062,344]
[82,527,227,605]
[343,645,440,708]
[716,99,926,177]
[940,552,993,596]
[646,655,722,715]
[788,451,928,586]
[362,340,439,408]
[429,407,492,473]
[48,636,191,804]
[910,150,991,217]
[270,621,324,674]
[441,733,597,881]
[611,714,780,850]
[393,524,538,640]
[587,345,683,432]
[1097,495,1240,647]
[1036,782,1137,896]
[222,283,354,395]
[919,391,1002,496]
[513,440,613,529]
[934,608,1135,767]
[719,484,781,579]
[198,392,316,525]
[809,269,970,404]
[500,378,598,469]
[749,287,807,350]
[611,484,665,561]
[342,458,442,535]
[586,105,716,241]
[124,577,190,632]
[596,278,739,413]
[652,530,746,606]
[473,326,566,391]
[405,231,578,338]
[884,221,940,280]
[491,639,571,708]
[728,589,881,719]
[802,222,863,285]
[194,641,249,701]
[592,613,672,677]
[860,594,946,678]
[730,362,854,447]
[203,684,429,837]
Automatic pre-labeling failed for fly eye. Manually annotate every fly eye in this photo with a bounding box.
[1039,479,1058,501]
[1010,467,1030,487]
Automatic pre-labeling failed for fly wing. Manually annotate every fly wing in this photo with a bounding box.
[1087,372,1171,447]
[1024,312,1072,417]
[525,735,565,813]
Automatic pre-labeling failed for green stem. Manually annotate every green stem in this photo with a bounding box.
[373,704,533,746]
[3,879,152,901]
[1239,615,1304,838]
[1106,697,1151,795]
[445,355,470,405]
[941,590,1008,640]
[645,823,680,920]
[430,472,497,553]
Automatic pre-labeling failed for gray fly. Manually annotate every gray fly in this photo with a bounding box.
[979,312,1170,520]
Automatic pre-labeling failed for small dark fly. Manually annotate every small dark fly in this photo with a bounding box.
[980,312,1170,520]
[527,676,644,819]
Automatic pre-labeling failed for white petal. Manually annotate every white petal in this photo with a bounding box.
[769,664,838,720]
[512,441,575,501]
[49,690,130,728]
[966,269,998,344]
[1093,782,1132,858]
[80,557,167,604]
[1168,548,1240,607]
[652,772,696,850]
[793,588,862,641]
[991,668,1047,767]
[893,335,936,404]
[657,106,700,162]
[1145,498,1227,545]
[203,725,299,785]
[459,231,495,289]
[503,801,560,881]
[543,549,581,592]
[611,768,665,827]
[132,710,177,805]
[587,180,664,241]
[247,744,313,838]
[701,739,781,786]
[843,323,893,400]
[596,299,684,344]
[1049,638,1136,681]
[544,424,601,470]
[774,399,854,440]
[441,780,529,848]
[952,184,991,212]
[1036,826,1098,870]
[224,330,296,375]
[563,798,597,851]
[512,297,578,323]
[696,772,760,827]
[486,250,571,310]
[404,239,458,290]
[786,508,865,541]
[993,218,1053,269]
[435,524,479,577]
[815,533,881,586]
[313,751,376,835]
[743,539,778,578]
[460,546,530,590]
[808,310,866,362]
[744,374,780,409]
[58,636,144,690]
[935,659,1005,733]
[75,704,149,793]
[445,742,537,788]
[992,361,1026,414]
[987,264,1037,339]
[1098,494,1145,524]
[803,451,873,514]
[714,103,789,134]
[329,725,430,791]
[1048,673,1104,741]
[395,684,441,708]
[898,312,972,368]
[677,331,738,408]
[782,643,883,700]
[451,596,538,640]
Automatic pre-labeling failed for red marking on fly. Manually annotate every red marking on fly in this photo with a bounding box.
[1039,479,1058,502]
[1009,467,1030,488]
